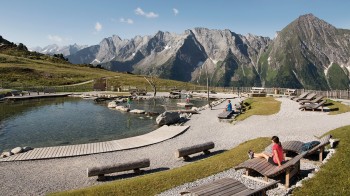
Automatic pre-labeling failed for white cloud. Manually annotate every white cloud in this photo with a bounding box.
[95,22,102,32]
[47,34,63,42]
[120,18,134,24]
[173,8,179,16]
[135,7,159,18]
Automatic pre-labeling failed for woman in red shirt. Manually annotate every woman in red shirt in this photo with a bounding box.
[248,136,285,166]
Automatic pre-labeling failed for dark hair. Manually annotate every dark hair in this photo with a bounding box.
[271,136,282,147]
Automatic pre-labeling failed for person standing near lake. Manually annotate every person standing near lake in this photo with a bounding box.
[127,97,132,109]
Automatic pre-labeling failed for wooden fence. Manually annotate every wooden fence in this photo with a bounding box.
[3,83,350,100]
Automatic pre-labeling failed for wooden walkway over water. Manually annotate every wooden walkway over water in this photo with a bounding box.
[0,125,189,162]
[4,93,71,101]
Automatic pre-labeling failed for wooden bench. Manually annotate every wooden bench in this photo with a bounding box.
[43,88,56,94]
[284,88,296,96]
[180,178,279,196]
[282,134,332,162]
[175,142,215,161]
[249,87,266,97]
[87,158,150,180]
[235,152,306,188]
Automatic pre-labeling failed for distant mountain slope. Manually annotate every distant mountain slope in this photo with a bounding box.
[260,14,350,90]
[30,44,88,56]
[67,29,270,87]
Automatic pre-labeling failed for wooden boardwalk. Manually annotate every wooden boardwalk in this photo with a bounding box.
[4,93,71,101]
[0,125,189,162]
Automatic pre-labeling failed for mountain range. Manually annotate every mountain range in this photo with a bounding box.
[30,14,350,90]
[30,44,88,56]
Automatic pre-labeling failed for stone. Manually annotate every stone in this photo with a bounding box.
[115,106,130,112]
[1,151,13,158]
[156,111,180,126]
[11,147,23,154]
[130,109,146,114]
[22,146,34,152]
[295,181,303,187]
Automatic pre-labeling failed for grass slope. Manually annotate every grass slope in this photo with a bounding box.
[235,97,281,121]
[51,138,271,196]
[0,53,200,91]
[293,125,350,195]
[327,99,350,115]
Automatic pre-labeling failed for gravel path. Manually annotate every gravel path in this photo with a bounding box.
[1,97,349,195]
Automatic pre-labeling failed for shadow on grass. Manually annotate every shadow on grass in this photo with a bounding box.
[329,108,339,112]
[100,167,170,182]
[324,102,334,107]
[183,149,227,162]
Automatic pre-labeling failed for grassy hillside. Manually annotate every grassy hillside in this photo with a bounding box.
[0,46,200,91]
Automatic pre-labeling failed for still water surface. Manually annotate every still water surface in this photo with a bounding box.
[0,97,207,151]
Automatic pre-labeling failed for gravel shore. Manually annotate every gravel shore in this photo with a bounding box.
[1,96,349,195]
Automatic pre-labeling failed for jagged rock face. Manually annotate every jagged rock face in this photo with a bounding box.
[66,14,350,89]
[264,14,350,90]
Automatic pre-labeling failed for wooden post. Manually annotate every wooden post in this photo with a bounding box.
[285,168,290,188]
[319,147,324,162]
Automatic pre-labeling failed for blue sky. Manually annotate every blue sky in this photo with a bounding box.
[1,0,350,48]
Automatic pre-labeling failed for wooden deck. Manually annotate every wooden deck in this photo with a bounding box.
[180,178,278,196]
[5,93,71,101]
[0,125,189,162]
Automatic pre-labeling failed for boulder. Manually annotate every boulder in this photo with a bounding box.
[22,146,34,152]
[11,147,23,154]
[130,109,146,114]
[115,106,130,112]
[156,111,180,126]
[1,151,13,158]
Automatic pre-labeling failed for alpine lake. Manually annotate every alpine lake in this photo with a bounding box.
[0,96,209,151]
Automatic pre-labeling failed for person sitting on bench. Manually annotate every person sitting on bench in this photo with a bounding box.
[248,136,285,166]
[225,100,233,112]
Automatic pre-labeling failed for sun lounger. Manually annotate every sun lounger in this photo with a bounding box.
[180,177,279,196]
[299,100,326,111]
[235,152,306,188]
[290,92,309,100]
[282,135,332,162]
[217,111,234,119]
[299,95,324,105]
[294,92,317,102]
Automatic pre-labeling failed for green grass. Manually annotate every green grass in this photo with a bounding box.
[326,99,350,115]
[50,138,271,196]
[0,53,118,86]
[235,97,281,121]
[0,53,203,91]
[293,125,350,195]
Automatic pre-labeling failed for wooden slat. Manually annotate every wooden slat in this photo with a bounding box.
[70,145,78,156]
[27,149,42,160]
[37,147,50,159]
[77,144,84,155]
[81,144,87,155]
[61,146,70,157]
[200,182,245,196]
[11,152,27,161]
[20,149,36,160]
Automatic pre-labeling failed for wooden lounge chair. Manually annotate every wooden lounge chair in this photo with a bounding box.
[299,100,326,111]
[294,92,317,102]
[235,152,306,188]
[282,135,332,162]
[217,111,234,119]
[290,92,309,100]
[299,95,324,105]
[180,177,279,196]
